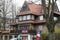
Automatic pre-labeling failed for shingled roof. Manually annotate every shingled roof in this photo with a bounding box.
[17,1,43,16]
[10,1,60,26]
[17,1,60,16]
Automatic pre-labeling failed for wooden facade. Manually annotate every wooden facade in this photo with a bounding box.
[0,1,60,40]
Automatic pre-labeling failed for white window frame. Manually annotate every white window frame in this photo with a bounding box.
[23,16,27,20]
[19,16,22,21]
[16,19,18,22]
[31,15,34,20]
[39,15,43,20]
[27,15,31,20]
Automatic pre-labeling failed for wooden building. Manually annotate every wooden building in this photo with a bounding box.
[9,1,60,40]
[0,1,60,40]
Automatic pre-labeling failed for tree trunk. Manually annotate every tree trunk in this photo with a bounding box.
[41,0,57,40]
[48,32,55,40]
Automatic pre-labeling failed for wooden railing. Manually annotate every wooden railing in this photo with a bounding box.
[10,30,36,34]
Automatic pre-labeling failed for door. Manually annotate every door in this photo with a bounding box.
[22,36,28,40]
[18,34,30,40]
[21,36,28,40]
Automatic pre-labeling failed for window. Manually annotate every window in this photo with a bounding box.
[19,16,22,21]
[16,19,18,22]
[27,15,31,20]
[31,15,34,20]
[18,26,20,30]
[19,15,34,21]
[38,25,42,30]
[5,24,9,30]
[39,15,43,20]
[54,17,57,21]
[23,16,26,20]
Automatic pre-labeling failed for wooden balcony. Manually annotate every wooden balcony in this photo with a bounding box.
[1,30,10,33]
[10,30,36,34]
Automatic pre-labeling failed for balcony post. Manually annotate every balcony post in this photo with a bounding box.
[3,35,5,40]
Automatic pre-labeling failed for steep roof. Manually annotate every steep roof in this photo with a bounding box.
[17,1,60,16]
[17,1,43,16]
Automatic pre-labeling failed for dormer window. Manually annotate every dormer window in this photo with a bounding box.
[39,15,43,20]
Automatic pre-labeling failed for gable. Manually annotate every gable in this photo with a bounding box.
[20,1,30,12]
[54,3,59,12]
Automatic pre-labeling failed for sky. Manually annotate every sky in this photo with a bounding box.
[7,0,60,18]
[12,0,60,11]
[13,0,25,7]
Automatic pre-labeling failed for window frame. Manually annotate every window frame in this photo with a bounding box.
[31,15,34,20]
[23,16,27,20]
[19,16,23,21]
[16,18,18,22]
[26,15,31,20]
[39,15,44,20]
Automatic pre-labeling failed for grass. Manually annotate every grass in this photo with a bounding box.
[55,28,60,33]
[41,28,60,34]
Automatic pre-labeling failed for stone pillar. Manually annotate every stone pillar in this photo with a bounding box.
[30,35,33,40]
[1,35,2,40]
[0,35,1,40]
[3,35,5,40]
[7,35,9,40]
[28,34,30,40]
[12,35,15,38]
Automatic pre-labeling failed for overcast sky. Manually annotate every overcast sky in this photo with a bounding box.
[12,0,60,11]
[7,0,60,18]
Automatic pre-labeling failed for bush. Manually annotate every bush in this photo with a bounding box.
[40,33,60,40]
[41,33,48,40]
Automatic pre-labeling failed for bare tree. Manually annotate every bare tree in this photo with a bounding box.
[11,3,17,23]
[1,0,12,30]
[41,0,57,40]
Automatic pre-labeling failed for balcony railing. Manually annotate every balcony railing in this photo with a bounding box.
[10,30,36,34]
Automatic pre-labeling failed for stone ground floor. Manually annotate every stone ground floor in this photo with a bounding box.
[0,34,18,40]
[0,34,36,40]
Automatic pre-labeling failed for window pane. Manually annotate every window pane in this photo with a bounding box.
[16,19,18,22]
[38,25,42,30]
[39,15,43,20]
[31,15,34,20]
[54,17,57,21]
[23,16,26,20]
[27,15,31,20]
[19,16,22,21]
